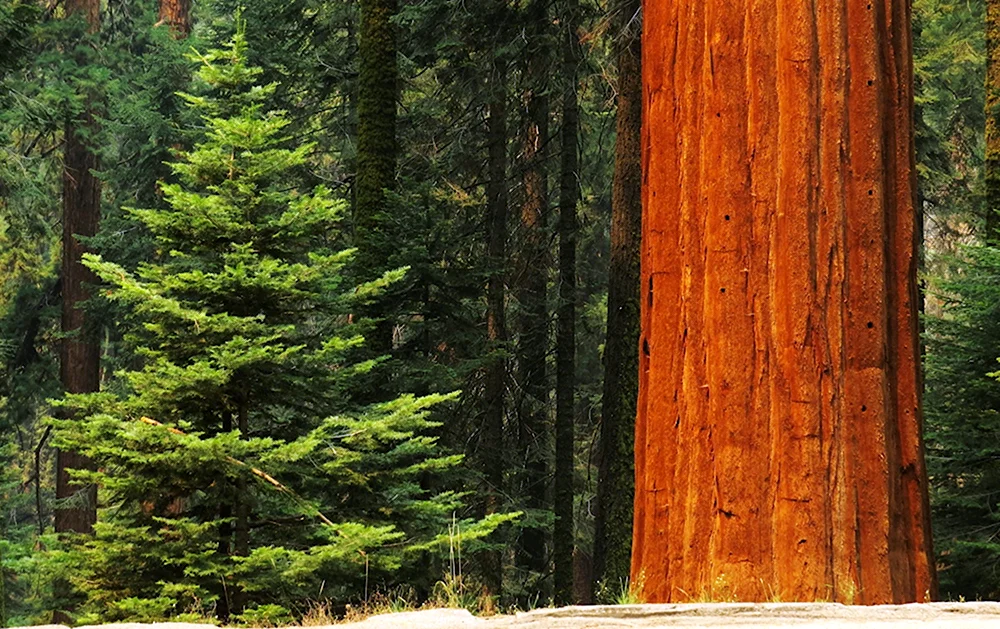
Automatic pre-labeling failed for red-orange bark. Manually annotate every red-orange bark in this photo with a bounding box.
[634,0,935,604]
[157,0,192,37]
[55,0,101,538]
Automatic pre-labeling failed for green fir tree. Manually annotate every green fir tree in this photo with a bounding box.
[49,25,512,624]
[925,244,1000,600]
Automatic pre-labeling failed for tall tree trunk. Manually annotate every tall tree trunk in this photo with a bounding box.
[55,0,101,539]
[157,0,191,37]
[233,400,249,614]
[987,0,1000,245]
[593,0,641,601]
[217,412,233,623]
[634,0,936,604]
[553,0,580,606]
[515,0,551,586]
[482,53,509,598]
[356,0,398,353]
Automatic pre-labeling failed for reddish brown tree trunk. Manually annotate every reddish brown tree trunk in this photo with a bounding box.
[157,0,192,37]
[634,0,936,604]
[593,0,642,599]
[55,0,101,537]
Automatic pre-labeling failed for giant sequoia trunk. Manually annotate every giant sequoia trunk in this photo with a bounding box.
[56,0,101,537]
[634,0,936,604]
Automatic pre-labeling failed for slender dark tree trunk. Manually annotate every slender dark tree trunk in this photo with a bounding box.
[482,52,509,598]
[593,0,641,599]
[157,0,191,37]
[553,0,580,606]
[356,0,399,352]
[217,411,233,622]
[55,0,101,540]
[515,0,551,586]
[233,400,249,614]
[235,402,250,559]
[987,0,1000,244]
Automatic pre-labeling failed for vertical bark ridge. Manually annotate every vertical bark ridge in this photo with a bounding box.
[880,0,909,601]
[773,0,827,601]
[680,0,710,595]
[635,0,936,604]
[702,0,759,597]
[844,0,893,603]
[884,0,937,602]
[815,0,851,600]
[747,0,780,598]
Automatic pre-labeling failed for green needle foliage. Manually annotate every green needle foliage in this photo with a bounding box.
[49,25,512,624]
[0,1,38,82]
[926,245,1000,601]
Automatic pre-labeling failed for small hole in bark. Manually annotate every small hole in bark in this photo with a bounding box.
[867,79,874,86]
[868,189,874,196]
[643,339,650,356]
[724,214,731,221]
[720,287,726,294]
[862,405,868,412]
[867,321,874,328]
[716,112,721,118]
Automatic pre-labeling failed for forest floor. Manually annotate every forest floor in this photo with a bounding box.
[30,602,1000,629]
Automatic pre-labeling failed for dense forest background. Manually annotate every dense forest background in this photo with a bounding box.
[0,0,998,624]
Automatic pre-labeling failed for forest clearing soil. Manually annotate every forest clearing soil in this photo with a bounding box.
[32,603,1000,629]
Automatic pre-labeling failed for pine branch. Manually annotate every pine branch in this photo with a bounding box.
[137,416,337,529]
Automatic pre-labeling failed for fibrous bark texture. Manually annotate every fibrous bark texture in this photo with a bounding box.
[56,0,101,537]
[593,0,642,599]
[634,0,936,604]
[157,0,192,37]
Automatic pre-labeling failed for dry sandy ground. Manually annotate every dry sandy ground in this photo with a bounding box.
[31,602,1000,629]
[342,603,1000,628]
